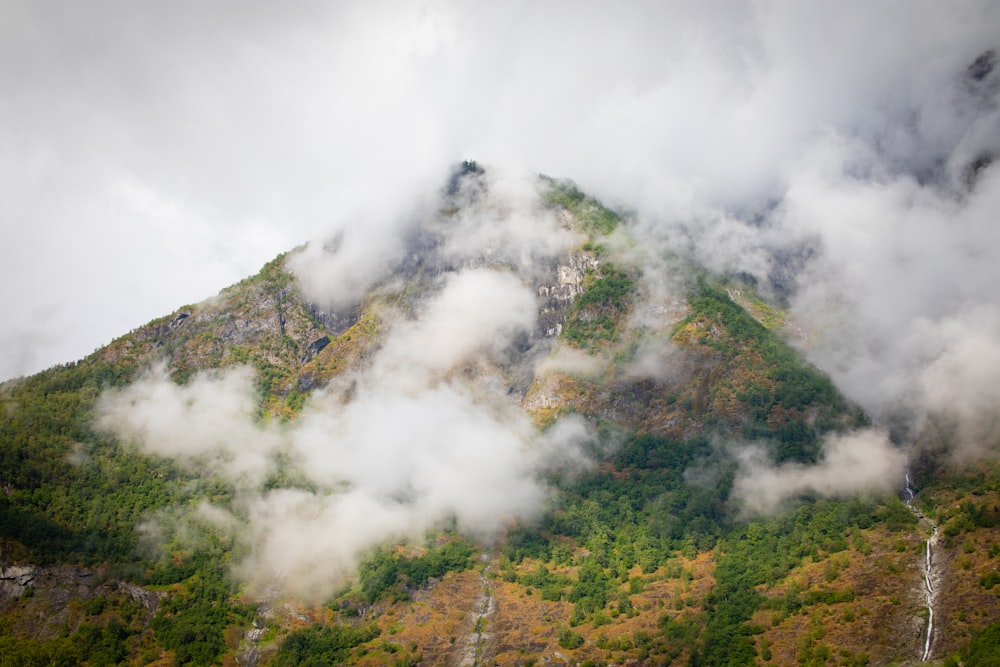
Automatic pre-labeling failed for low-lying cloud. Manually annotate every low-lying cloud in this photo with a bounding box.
[732,429,908,515]
[95,363,281,485]
[777,133,1000,463]
[97,266,593,600]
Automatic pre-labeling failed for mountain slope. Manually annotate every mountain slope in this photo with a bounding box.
[1,167,999,666]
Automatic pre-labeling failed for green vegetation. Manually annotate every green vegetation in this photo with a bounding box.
[0,592,164,666]
[494,273,875,660]
[0,359,183,564]
[558,627,585,650]
[148,549,254,665]
[355,538,475,604]
[563,264,637,349]
[0,636,81,667]
[72,619,136,665]
[504,441,886,664]
[961,619,1000,666]
[518,563,572,601]
[152,604,243,666]
[271,624,379,666]
[542,177,621,236]
[802,588,855,605]
[0,255,313,664]
[3,180,998,665]
[678,279,855,462]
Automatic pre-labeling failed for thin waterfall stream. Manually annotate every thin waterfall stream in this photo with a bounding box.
[904,471,940,662]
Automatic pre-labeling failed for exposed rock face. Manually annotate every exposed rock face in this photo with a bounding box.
[305,335,331,359]
[95,257,336,383]
[0,564,35,599]
[118,581,163,613]
[0,564,162,639]
[537,251,599,338]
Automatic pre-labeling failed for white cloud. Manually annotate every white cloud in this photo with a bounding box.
[732,429,908,515]
[96,362,282,486]
[3,1,998,380]
[96,266,593,600]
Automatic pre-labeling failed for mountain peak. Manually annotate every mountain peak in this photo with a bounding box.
[1,175,998,665]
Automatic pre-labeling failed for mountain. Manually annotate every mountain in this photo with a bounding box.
[1,164,999,666]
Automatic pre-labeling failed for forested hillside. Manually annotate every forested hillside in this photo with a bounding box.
[1,170,999,666]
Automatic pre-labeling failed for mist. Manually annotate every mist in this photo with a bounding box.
[4,1,998,382]
[731,429,908,515]
[775,128,1000,464]
[97,259,593,600]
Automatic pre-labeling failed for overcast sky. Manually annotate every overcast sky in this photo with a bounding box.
[2,1,998,380]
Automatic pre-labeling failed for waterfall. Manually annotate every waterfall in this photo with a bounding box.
[921,524,939,662]
[903,469,939,662]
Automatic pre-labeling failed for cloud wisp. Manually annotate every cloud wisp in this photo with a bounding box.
[97,261,593,600]
[731,429,908,515]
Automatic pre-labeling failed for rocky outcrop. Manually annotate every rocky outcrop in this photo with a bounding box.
[0,564,35,599]
[118,580,164,614]
[537,251,600,338]
[0,564,163,639]
[537,252,598,304]
[305,335,331,359]
[95,257,335,385]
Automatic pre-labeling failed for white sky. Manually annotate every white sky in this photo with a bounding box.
[1,0,998,380]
